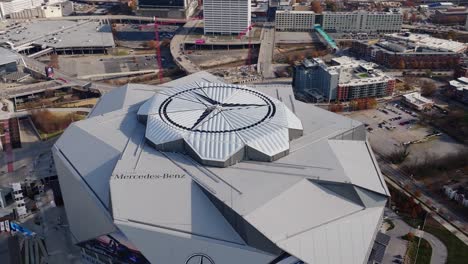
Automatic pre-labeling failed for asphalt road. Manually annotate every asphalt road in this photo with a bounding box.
[170,20,201,74]
[258,25,276,79]
[22,55,116,94]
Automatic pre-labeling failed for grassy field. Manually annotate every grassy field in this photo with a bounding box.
[402,234,432,264]
[424,218,468,264]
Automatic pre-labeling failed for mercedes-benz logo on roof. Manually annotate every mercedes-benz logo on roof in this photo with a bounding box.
[185,253,215,264]
[159,85,276,133]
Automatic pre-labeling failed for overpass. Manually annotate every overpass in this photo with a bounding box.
[13,15,187,24]
[314,25,339,52]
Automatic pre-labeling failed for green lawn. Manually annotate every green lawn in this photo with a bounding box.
[40,130,63,140]
[402,234,432,264]
[424,219,468,264]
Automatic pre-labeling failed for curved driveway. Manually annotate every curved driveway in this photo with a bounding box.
[383,210,447,264]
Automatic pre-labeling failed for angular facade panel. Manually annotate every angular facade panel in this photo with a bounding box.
[54,72,388,264]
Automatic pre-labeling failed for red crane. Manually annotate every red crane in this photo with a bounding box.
[139,17,201,83]
[238,24,255,66]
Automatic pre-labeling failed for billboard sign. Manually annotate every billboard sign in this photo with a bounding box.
[45,66,54,78]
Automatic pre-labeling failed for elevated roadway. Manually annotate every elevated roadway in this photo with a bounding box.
[21,55,115,94]
[11,15,186,24]
[257,25,276,79]
[170,19,201,74]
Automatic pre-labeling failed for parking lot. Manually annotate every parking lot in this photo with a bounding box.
[344,102,465,164]
[52,54,173,77]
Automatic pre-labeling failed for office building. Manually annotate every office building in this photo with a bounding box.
[204,0,251,34]
[293,57,395,102]
[136,0,198,18]
[322,10,402,33]
[275,10,316,31]
[275,10,402,33]
[53,71,389,264]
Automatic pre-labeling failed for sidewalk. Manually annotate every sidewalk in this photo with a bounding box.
[383,209,447,264]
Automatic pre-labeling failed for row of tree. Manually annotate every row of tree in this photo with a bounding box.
[310,0,338,13]
[328,97,378,112]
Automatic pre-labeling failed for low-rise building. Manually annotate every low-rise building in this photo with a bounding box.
[449,77,468,104]
[402,92,434,110]
[443,184,468,208]
[0,0,63,19]
[293,56,395,102]
[0,47,20,76]
[351,33,466,70]
[433,7,468,24]
[9,1,73,19]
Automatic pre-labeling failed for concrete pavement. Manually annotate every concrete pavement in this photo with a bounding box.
[378,154,468,246]
[170,20,201,74]
[21,55,116,94]
[383,209,447,264]
[258,25,276,79]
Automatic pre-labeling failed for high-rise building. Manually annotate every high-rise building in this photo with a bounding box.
[204,0,252,34]
[293,57,395,102]
[275,10,402,33]
[54,71,390,264]
[275,10,316,31]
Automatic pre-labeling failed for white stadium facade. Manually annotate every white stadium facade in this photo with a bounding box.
[53,72,390,264]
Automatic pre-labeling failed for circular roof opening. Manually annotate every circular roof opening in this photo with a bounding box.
[140,83,303,167]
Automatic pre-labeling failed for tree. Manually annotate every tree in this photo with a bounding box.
[397,59,406,70]
[311,50,319,58]
[365,98,378,109]
[329,102,344,112]
[325,0,338,12]
[310,0,323,13]
[146,40,158,49]
[447,31,457,40]
[421,81,436,97]
[389,145,410,164]
[49,54,60,69]
[410,13,418,23]
[403,11,409,21]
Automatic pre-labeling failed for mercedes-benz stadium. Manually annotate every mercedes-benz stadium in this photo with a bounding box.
[53,72,390,264]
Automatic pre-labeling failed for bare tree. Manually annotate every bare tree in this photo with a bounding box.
[420,81,436,97]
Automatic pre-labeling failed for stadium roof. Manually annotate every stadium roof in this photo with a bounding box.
[53,72,389,264]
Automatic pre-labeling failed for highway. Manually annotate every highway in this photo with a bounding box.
[12,15,187,24]
[21,55,116,94]
[170,19,201,74]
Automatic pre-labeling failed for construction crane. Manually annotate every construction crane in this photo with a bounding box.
[140,17,201,83]
[237,24,255,66]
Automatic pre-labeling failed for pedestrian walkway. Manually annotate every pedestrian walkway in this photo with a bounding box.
[382,209,447,264]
